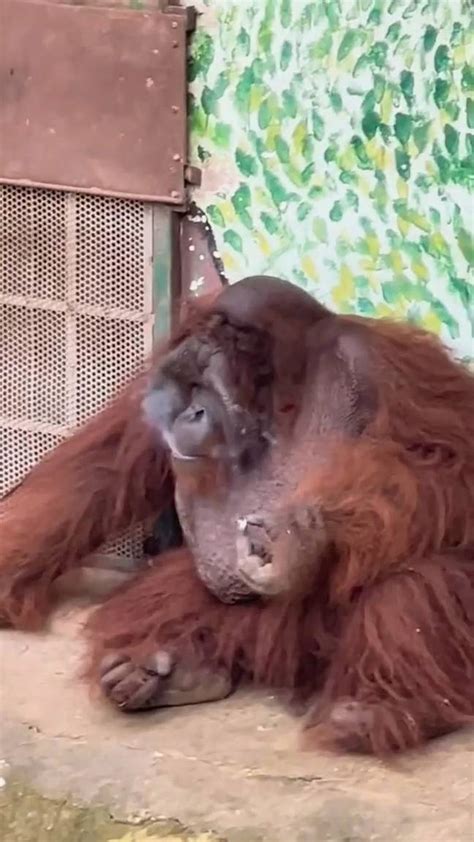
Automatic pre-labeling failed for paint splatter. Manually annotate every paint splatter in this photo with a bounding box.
[189,0,473,359]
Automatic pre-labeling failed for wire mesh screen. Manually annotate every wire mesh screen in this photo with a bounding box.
[0,184,156,560]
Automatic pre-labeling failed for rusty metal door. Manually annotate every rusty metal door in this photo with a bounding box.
[0,0,193,204]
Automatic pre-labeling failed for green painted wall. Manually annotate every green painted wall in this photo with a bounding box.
[188,0,473,360]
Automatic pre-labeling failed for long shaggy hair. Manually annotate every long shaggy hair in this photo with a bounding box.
[0,280,473,756]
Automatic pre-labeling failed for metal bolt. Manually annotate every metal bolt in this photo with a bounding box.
[171,21,178,29]
[172,153,181,161]
[171,105,179,113]
[172,40,178,48]
[170,190,180,199]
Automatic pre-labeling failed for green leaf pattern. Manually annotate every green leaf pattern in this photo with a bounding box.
[189,0,473,359]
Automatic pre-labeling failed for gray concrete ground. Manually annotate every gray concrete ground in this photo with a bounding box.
[1,600,473,842]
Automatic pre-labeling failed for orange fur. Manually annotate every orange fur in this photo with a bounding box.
[0,284,473,756]
[0,359,172,629]
[305,553,474,754]
[84,548,317,694]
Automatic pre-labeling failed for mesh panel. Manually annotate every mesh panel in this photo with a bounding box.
[104,525,151,566]
[76,194,148,312]
[76,314,149,423]
[0,184,156,561]
[1,304,68,426]
[0,185,68,300]
[0,427,63,497]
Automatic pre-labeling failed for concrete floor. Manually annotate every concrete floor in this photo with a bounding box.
[1,600,473,842]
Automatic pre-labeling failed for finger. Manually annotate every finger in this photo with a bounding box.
[110,671,153,707]
[246,514,264,526]
[100,661,134,690]
[124,675,161,710]
[236,533,251,558]
[99,652,129,677]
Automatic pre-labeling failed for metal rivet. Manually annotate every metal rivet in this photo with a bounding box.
[170,190,180,199]
[171,105,179,113]
[171,21,178,29]
[172,41,178,48]
[172,153,181,161]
